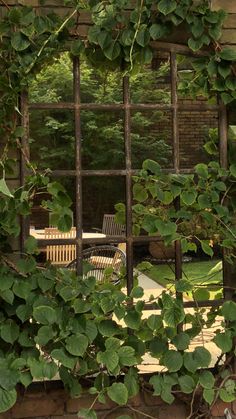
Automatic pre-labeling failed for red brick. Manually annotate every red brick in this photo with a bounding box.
[210,400,231,417]
[142,390,164,406]
[66,393,116,413]
[11,393,65,418]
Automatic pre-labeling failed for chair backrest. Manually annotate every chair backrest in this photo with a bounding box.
[45,227,76,266]
[102,214,125,236]
[67,245,126,284]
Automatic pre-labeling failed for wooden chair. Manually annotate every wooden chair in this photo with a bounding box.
[45,227,76,266]
[101,214,125,236]
[66,245,126,284]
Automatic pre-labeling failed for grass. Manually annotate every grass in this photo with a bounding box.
[141,259,223,300]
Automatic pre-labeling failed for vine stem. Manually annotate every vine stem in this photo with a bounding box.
[186,384,199,419]
[25,8,78,75]
[129,0,144,72]
[127,404,158,419]
[210,374,236,412]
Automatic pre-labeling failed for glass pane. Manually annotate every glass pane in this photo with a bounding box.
[131,110,173,169]
[177,54,217,103]
[81,110,125,170]
[179,111,219,169]
[80,56,123,103]
[30,109,75,170]
[28,52,73,103]
[29,176,75,230]
[130,51,171,104]
[82,176,126,234]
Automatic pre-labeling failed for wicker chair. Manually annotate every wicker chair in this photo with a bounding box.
[67,245,126,285]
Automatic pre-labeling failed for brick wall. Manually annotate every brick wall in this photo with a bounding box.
[0,381,233,419]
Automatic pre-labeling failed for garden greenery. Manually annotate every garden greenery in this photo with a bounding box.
[0,0,236,417]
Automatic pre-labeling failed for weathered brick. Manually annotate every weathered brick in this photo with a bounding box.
[210,400,231,417]
[66,394,116,414]
[211,0,236,13]
[142,390,164,406]
[11,391,66,418]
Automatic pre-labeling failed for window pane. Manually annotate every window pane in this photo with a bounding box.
[81,110,125,170]
[30,109,75,170]
[82,176,126,234]
[131,110,173,169]
[80,56,123,103]
[130,51,171,104]
[28,52,73,103]
[179,111,219,169]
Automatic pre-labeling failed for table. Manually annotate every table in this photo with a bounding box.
[29,228,106,240]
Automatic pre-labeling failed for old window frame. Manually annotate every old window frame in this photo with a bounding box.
[20,41,228,311]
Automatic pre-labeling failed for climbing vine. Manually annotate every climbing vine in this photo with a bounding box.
[0,0,236,417]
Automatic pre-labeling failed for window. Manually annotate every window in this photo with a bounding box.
[20,43,228,311]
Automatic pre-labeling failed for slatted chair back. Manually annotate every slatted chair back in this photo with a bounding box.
[67,245,126,284]
[45,227,76,266]
[101,214,125,236]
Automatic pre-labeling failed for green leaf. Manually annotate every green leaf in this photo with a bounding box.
[0,368,19,391]
[51,349,76,369]
[97,350,119,373]
[98,320,119,337]
[1,290,14,305]
[133,183,148,203]
[172,332,190,350]
[188,37,203,51]
[103,41,121,61]
[24,236,38,254]
[149,23,167,40]
[124,310,141,330]
[194,347,211,368]
[183,352,198,373]
[163,305,185,327]
[78,409,97,419]
[195,163,208,178]
[219,48,236,61]
[105,337,121,351]
[71,39,84,56]
[17,258,36,274]
[178,375,195,394]
[13,281,32,300]
[203,388,215,405]
[147,314,163,331]
[155,220,177,237]
[11,32,30,51]
[199,371,215,389]
[118,346,136,366]
[136,28,150,47]
[222,301,236,321]
[162,350,183,372]
[200,240,214,257]
[219,388,236,402]
[73,299,91,313]
[0,178,13,197]
[65,334,89,357]
[107,383,128,405]
[124,368,139,397]
[230,164,236,178]
[175,280,193,293]
[213,331,232,353]
[0,388,17,413]
[181,190,197,206]
[158,0,177,15]
[130,286,144,298]
[33,306,57,325]
[194,288,210,301]
[142,159,161,175]
[1,321,19,344]
[35,326,55,346]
